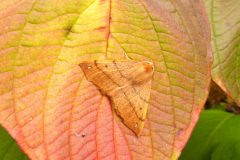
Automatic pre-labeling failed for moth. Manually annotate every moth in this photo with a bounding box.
[79,60,154,135]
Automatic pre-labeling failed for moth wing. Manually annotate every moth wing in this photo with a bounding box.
[79,60,129,93]
[110,80,152,135]
[79,60,153,135]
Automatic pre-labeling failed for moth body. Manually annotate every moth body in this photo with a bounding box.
[79,60,154,135]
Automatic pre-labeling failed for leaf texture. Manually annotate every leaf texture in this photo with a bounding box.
[0,125,29,160]
[205,0,240,105]
[0,0,212,159]
[180,109,240,160]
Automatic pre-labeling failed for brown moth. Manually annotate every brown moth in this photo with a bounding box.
[79,60,154,135]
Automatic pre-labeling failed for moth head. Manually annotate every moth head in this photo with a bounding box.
[131,61,154,85]
[142,61,154,73]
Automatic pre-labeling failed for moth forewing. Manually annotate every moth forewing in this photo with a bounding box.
[79,60,154,135]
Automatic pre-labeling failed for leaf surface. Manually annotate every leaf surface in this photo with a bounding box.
[180,109,240,160]
[205,0,240,105]
[0,125,28,160]
[0,0,211,159]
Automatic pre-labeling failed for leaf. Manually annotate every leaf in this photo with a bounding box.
[179,109,240,160]
[0,0,212,159]
[0,125,28,160]
[79,60,154,135]
[204,0,240,105]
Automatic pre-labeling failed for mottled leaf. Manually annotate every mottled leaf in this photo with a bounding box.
[0,0,211,159]
[205,0,240,105]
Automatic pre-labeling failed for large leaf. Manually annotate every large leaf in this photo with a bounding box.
[179,109,240,160]
[0,125,28,160]
[0,0,212,159]
[204,0,240,105]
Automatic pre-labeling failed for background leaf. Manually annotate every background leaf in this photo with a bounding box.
[0,125,28,160]
[0,0,212,159]
[204,0,240,105]
[180,109,240,160]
